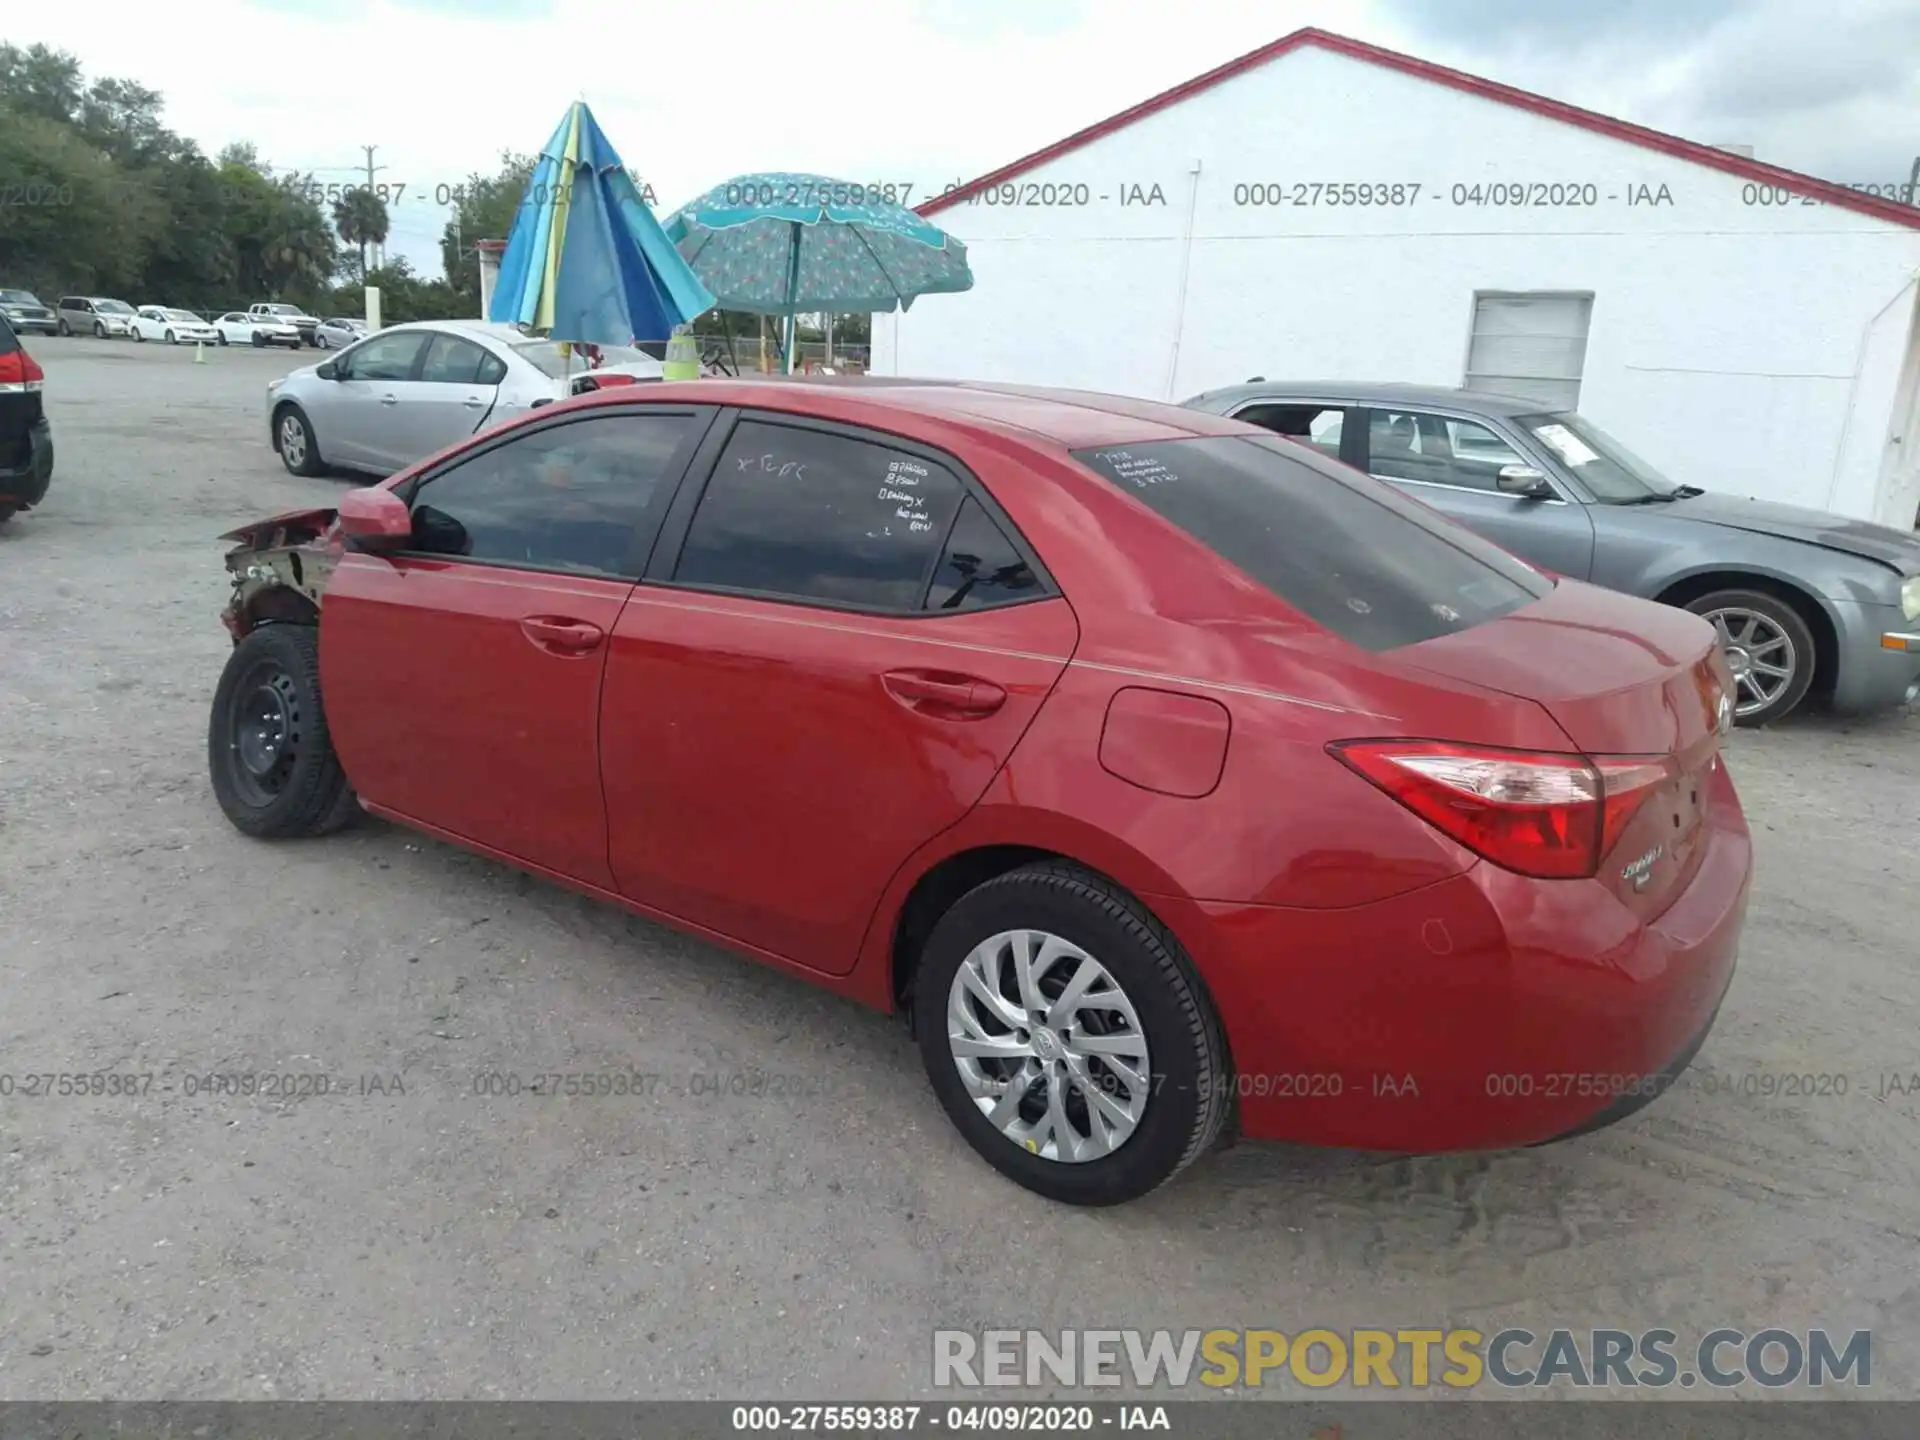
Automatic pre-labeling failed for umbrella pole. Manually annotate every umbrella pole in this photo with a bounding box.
[784,222,803,375]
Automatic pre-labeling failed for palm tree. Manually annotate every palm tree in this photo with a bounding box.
[332,187,390,278]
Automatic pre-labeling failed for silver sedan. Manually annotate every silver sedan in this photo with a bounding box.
[311,317,367,350]
[264,321,635,481]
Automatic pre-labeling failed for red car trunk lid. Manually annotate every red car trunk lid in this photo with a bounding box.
[1400,580,1732,916]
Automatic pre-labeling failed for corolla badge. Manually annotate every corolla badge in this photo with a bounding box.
[1621,843,1665,891]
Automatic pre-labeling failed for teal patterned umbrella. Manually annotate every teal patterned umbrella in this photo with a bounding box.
[662,171,973,371]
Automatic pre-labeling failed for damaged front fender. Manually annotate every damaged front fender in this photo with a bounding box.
[219,504,343,640]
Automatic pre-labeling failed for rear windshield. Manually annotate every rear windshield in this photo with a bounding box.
[0,315,17,352]
[1072,434,1551,651]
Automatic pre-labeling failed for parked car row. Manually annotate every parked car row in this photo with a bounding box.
[0,292,339,346]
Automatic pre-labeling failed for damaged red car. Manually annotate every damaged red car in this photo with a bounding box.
[208,379,1751,1206]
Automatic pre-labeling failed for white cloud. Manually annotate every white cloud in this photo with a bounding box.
[12,0,1401,273]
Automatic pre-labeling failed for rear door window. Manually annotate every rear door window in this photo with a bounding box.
[670,419,967,611]
[419,333,494,384]
[1073,434,1551,651]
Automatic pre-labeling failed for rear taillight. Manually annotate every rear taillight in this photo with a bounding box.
[0,348,44,393]
[1328,739,1676,880]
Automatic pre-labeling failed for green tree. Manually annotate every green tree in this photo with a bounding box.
[330,187,390,280]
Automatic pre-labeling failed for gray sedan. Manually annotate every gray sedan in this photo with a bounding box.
[265,320,636,482]
[1183,381,1920,724]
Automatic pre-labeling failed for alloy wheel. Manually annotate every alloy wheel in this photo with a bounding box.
[1703,606,1798,717]
[945,928,1153,1163]
[279,414,306,470]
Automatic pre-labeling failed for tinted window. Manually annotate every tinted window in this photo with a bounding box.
[420,333,493,384]
[1367,410,1526,492]
[925,498,1040,611]
[1073,435,1550,651]
[406,413,697,575]
[673,420,964,610]
[344,332,424,381]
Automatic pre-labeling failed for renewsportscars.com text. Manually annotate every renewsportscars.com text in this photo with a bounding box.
[933,1327,1871,1390]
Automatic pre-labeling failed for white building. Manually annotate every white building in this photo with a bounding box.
[873,28,1920,529]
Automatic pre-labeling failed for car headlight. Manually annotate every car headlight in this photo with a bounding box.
[1902,573,1920,623]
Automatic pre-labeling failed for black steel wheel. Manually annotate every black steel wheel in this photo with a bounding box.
[208,625,357,838]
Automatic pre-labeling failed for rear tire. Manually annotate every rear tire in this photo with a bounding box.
[1684,588,1817,725]
[217,332,228,346]
[914,861,1229,1206]
[57,318,71,336]
[208,625,357,839]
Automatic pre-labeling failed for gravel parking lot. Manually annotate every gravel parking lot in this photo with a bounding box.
[3,338,1918,1402]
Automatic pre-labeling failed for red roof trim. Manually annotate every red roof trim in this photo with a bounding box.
[917,26,1920,233]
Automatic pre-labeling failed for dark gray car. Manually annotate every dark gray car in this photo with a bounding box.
[1183,381,1920,724]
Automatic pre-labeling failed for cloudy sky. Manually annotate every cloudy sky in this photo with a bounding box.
[9,0,1916,274]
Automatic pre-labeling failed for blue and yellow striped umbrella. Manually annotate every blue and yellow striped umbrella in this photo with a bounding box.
[489,102,714,345]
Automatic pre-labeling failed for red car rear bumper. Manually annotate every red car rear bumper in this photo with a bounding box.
[1168,758,1751,1152]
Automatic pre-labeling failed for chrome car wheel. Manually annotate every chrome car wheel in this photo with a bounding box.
[946,928,1152,1163]
[1703,605,1797,718]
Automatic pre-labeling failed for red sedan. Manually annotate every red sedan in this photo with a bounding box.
[207,379,1751,1206]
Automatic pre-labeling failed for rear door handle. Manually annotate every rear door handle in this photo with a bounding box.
[462,396,486,408]
[520,616,604,654]
[882,668,1007,717]
[378,394,399,406]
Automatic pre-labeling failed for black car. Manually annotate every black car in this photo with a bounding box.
[0,314,54,522]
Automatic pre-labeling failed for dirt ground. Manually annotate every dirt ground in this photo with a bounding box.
[2,338,1917,1403]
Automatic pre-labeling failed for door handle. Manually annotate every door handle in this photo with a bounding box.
[378,394,399,406]
[882,668,1007,717]
[462,396,486,408]
[520,615,605,654]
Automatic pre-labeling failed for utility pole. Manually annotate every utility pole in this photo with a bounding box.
[361,145,388,269]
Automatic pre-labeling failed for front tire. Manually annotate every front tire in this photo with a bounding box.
[275,405,324,476]
[217,332,228,346]
[1684,588,1817,725]
[93,321,106,338]
[165,329,176,343]
[208,625,357,839]
[914,861,1229,1206]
